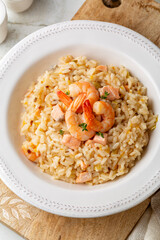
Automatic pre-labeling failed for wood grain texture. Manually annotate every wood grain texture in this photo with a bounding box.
[72,0,160,48]
[0,180,150,240]
[1,0,160,239]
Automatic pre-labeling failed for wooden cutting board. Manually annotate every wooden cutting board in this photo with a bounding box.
[72,0,160,47]
[0,0,160,239]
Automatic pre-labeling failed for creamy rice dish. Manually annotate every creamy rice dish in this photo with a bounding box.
[21,56,158,184]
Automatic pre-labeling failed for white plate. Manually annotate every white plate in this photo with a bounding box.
[0,21,160,218]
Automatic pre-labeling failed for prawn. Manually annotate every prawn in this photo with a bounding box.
[65,93,95,141]
[57,90,72,107]
[22,145,39,162]
[83,100,115,132]
[69,82,99,106]
[57,89,83,113]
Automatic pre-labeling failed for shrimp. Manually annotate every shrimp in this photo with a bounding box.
[83,100,115,132]
[69,82,99,106]
[57,89,82,113]
[65,93,95,141]
[57,90,72,107]
[22,145,39,162]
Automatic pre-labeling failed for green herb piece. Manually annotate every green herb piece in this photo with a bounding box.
[79,123,88,132]
[59,130,64,135]
[101,91,110,99]
[96,132,104,138]
[66,91,70,95]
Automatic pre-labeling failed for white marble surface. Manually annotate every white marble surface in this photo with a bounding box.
[0,1,85,239]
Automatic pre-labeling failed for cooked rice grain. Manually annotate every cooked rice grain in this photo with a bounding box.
[21,55,158,184]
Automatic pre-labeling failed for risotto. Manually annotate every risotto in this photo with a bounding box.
[20,55,158,184]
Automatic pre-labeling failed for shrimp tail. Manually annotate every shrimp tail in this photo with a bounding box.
[57,90,72,107]
[77,106,83,114]
[57,89,83,113]
[83,100,114,132]
[70,93,86,112]
[83,100,101,130]
[65,94,95,141]
[83,100,95,124]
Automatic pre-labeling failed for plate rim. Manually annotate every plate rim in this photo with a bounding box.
[0,20,160,218]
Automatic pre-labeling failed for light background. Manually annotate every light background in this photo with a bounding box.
[0,1,85,239]
[0,0,160,239]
